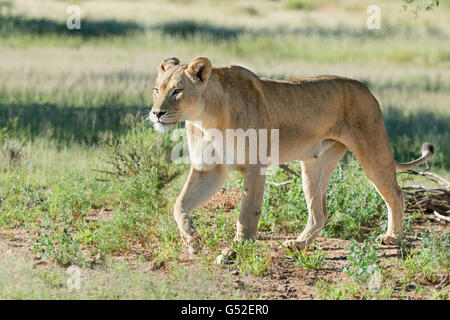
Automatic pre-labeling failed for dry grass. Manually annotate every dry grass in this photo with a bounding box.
[0,243,241,299]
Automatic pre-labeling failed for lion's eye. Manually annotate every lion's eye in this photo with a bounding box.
[172,88,183,96]
[153,88,159,96]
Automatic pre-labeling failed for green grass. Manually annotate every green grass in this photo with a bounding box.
[231,240,271,276]
[314,280,361,300]
[314,279,395,300]
[316,228,450,300]
[1,1,448,167]
[343,240,382,284]
[0,119,184,266]
[261,160,389,241]
[284,244,326,270]
[400,231,449,285]
[0,255,241,299]
[196,207,236,252]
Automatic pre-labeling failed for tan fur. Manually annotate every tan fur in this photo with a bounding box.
[150,57,434,253]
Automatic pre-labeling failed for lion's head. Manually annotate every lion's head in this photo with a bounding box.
[149,56,212,132]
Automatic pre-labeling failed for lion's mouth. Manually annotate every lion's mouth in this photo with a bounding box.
[155,120,177,125]
[153,121,177,133]
[149,111,180,125]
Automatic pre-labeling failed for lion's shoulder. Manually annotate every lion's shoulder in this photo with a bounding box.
[214,65,261,81]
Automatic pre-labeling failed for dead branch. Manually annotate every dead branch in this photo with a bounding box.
[402,169,450,189]
[433,211,450,222]
[269,180,293,187]
[422,171,450,187]
[401,170,450,223]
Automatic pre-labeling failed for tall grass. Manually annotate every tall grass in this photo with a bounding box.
[0,255,240,299]
[0,0,448,298]
[1,0,448,164]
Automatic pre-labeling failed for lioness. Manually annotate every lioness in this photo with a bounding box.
[149,56,434,254]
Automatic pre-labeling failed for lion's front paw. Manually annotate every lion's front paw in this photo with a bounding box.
[379,233,400,245]
[282,239,307,250]
[184,232,203,255]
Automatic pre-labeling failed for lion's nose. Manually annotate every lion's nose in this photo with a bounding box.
[152,110,167,119]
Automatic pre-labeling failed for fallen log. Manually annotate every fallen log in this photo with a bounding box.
[400,169,450,222]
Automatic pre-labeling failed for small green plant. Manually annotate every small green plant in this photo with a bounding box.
[100,115,181,183]
[343,240,382,284]
[0,170,44,227]
[28,220,84,266]
[153,221,182,264]
[314,280,360,300]
[92,117,184,257]
[432,289,449,300]
[93,166,180,259]
[46,174,92,221]
[363,285,394,299]
[324,161,386,241]
[314,279,394,300]
[284,244,326,270]
[54,223,84,266]
[196,207,236,251]
[231,240,271,276]
[260,165,308,233]
[29,223,55,261]
[401,231,449,284]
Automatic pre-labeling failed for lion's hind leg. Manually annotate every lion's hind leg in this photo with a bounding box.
[349,141,405,245]
[283,142,347,250]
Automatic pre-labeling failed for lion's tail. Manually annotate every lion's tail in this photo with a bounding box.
[395,142,435,171]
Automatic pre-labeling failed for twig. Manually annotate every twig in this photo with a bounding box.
[435,275,449,290]
[422,171,450,187]
[433,211,450,222]
[269,180,293,187]
[404,185,449,193]
[402,169,450,188]
[279,164,301,178]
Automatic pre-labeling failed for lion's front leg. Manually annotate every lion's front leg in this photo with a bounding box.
[174,165,227,254]
[234,166,267,241]
[216,166,266,264]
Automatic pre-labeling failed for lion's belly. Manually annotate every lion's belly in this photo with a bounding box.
[278,139,337,164]
[186,119,338,170]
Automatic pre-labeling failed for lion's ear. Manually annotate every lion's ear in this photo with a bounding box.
[185,57,212,85]
[158,57,180,74]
